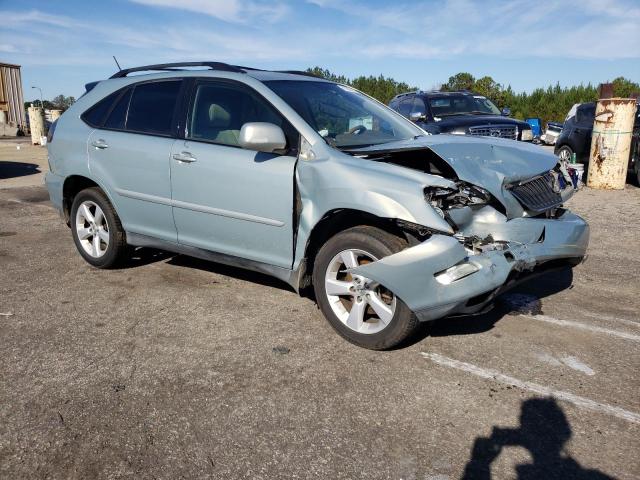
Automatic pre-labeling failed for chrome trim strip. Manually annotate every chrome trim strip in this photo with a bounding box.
[114,188,285,227]
[171,199,285,227]
[114,188,173,206]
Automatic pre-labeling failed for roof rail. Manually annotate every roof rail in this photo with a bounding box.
[275,70,321,78]
[109,62,245,79]
[391,90,423,100]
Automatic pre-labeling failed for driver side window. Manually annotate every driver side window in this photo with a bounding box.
[187,82,297,149]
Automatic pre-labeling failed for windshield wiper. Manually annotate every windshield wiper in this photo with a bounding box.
[338,143,376,151]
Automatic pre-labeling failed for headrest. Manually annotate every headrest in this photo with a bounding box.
[208,103,231,128]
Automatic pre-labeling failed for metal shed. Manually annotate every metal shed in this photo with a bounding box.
[0,62,26,129]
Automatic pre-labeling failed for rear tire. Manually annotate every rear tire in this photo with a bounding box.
[312,226,419,350]
[70,187,127,268]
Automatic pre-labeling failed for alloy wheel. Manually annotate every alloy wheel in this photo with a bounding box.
[75,200,109,258]
[558,148,571,162]
[324,249,396,334]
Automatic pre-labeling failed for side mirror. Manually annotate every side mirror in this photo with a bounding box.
[501,107,512,117]
[409,111,426,122]
[239,122,287,153]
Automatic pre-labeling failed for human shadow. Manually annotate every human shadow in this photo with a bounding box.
[0,161,40,179]
[462,397,614,479]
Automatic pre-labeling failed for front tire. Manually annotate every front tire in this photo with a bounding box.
[70,187,127,268]
[312,226,419,350]
[557,145,573,163]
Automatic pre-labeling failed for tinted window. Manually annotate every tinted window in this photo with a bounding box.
[188,82,296,148]
[577,105,595,124]
[82,90,121,127]
[428,95,501,116]
[410,97,426,116]
[398,98,413,117]
[126,81,181,135]
[104,89,132,130]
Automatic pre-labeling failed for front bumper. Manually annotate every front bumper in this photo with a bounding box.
[350,211,589,321]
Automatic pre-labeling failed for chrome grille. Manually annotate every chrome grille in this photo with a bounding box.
[509,172,563,213]
[469,124,518,140]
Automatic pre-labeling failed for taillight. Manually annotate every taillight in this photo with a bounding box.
[47,119,58,143]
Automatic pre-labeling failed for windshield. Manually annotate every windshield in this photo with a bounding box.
[265,80,423,149]
[429,95,501,117]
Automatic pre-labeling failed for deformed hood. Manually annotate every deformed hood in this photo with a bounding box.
[348,135,561,219]
[349,135,558,185]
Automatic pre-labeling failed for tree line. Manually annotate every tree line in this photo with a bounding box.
[24,94,76,112]
[306,67,639,127]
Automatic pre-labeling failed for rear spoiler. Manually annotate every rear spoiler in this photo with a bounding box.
[85,81,100,93]
[79,81,101,99]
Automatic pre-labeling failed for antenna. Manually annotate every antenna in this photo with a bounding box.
[113,56,122,71]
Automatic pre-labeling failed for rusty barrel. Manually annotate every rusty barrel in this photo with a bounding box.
[587,98,637,190]
[27,106,46,146]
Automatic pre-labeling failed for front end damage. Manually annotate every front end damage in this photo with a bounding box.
[347,138,589,321]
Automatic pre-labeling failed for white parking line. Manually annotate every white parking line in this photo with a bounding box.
[421,352,640,424]
[579,311,640,328]
[521,315,640,342]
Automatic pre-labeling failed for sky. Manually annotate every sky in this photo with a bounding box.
[1,0,639,102]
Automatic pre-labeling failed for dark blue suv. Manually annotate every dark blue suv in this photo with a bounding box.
[389,90,533,142]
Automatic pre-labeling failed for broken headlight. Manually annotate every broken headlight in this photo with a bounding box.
[434,261,479,285]
[424,182,492,217]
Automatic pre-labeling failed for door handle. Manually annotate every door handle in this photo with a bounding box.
[91,139,108,149]
[172,151,197,163]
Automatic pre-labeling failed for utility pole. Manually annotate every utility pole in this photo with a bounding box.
[31,86,44,109]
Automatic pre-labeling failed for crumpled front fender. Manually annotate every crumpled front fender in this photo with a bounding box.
[350,235,511,321]
[350,212,589,321]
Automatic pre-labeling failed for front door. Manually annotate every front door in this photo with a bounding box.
[170,80,299,268]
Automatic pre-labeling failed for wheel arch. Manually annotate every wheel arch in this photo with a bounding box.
[554,141,572,156]
[62,175,117,225]
[296,208,425,292]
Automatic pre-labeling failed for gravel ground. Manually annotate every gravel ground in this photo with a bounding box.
[1,144,639,479]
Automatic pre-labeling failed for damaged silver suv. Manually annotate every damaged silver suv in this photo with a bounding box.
[45,62,589,350]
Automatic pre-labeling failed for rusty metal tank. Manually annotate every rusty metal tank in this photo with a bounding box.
[587,98,637,190]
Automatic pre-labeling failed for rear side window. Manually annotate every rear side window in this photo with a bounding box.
[82,90,121,127]
[104,89,132,130]
[126,81,182,135]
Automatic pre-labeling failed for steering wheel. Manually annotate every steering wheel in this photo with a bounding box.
[348,125,367,135]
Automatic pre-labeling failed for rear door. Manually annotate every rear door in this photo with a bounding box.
[87,79,183,242]
[170,79,299,268]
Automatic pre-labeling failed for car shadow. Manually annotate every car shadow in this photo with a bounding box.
[461,397,614,479]
[123,247,175,268]
[166,254,295,291]
[117,247,574,346]
[396,267,574,348]
[0,161,40,179]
